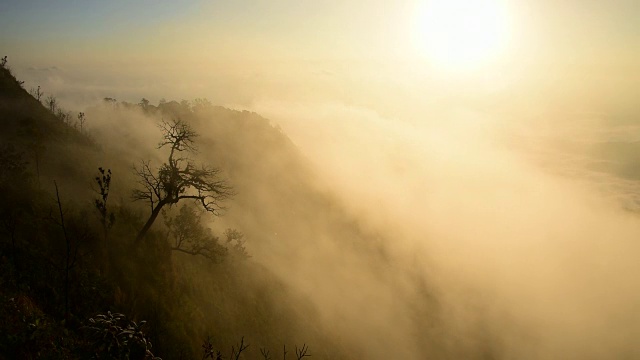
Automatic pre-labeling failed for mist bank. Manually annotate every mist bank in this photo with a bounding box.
[8,56,640,358]
[251,100,640,359]
[84,93,640,358]
[12,56,639,125]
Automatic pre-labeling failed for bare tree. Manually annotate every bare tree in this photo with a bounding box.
[94,167,115,274]
[231,337,249,360]
[260,348,272,360]
[29,85,44,102]
[46,95,58,114]
[133,119,232,243]
[283,344,311,360]
[295,344,311,359]
[56,108,71,125]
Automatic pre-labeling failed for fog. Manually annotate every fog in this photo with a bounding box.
[10,56,640,358]
[252,99,640,358]
[3,0,640,357]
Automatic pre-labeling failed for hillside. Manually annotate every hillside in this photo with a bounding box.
[0,60,440,359]
[1,59,526,359]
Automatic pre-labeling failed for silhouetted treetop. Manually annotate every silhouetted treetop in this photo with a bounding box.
[133,118,233,243]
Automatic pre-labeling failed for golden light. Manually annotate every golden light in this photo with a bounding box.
[413,0,511,71]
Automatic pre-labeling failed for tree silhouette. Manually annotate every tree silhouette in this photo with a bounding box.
[29,85,44,102]
[133,119,232,243]
[139,98,150,110]
[77,112,86,132]
[164,204,227,262]
[46,95,58,114]
[94,167,115,274]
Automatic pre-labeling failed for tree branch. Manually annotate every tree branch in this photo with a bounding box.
[133,118,232,243]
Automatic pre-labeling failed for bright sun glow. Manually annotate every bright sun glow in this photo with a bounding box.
[414,0,510,71]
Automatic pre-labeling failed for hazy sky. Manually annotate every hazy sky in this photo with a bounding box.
[3,0,638,63]
[1,0,638,115]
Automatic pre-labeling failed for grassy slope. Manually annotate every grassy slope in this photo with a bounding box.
[0,65,370,359]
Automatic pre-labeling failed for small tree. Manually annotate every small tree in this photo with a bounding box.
[103,98,118,110]
[139,98,150,110]
[165,204,226,262]
[46,95,58,114]
[56,108,71,124]
[78,112,86,132]
[29,85,44,102]
[224,228,249,259]
[94,167,115,273]
[84,311,160,360]
[133,119,232,243]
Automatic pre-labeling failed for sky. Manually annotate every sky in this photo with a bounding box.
[2,0,638,60]
[1,0,639,116]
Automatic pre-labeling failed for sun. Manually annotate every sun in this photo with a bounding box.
[413,0,510,71]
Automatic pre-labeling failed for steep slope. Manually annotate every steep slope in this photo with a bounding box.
[0,62,505,359]
[0,64,394,358]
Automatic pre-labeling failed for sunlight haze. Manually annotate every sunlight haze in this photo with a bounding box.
[1,0,640,359]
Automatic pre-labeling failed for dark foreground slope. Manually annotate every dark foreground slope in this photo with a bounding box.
[1,61,514,359]
[0,63,412,359]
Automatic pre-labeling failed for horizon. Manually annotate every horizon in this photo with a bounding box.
[2,0,639,120]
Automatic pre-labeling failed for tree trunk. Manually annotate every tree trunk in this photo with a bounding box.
[136,201,166,243]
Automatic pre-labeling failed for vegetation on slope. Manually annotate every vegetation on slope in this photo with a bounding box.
[0,56,455,359]
[0,59,341,359]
